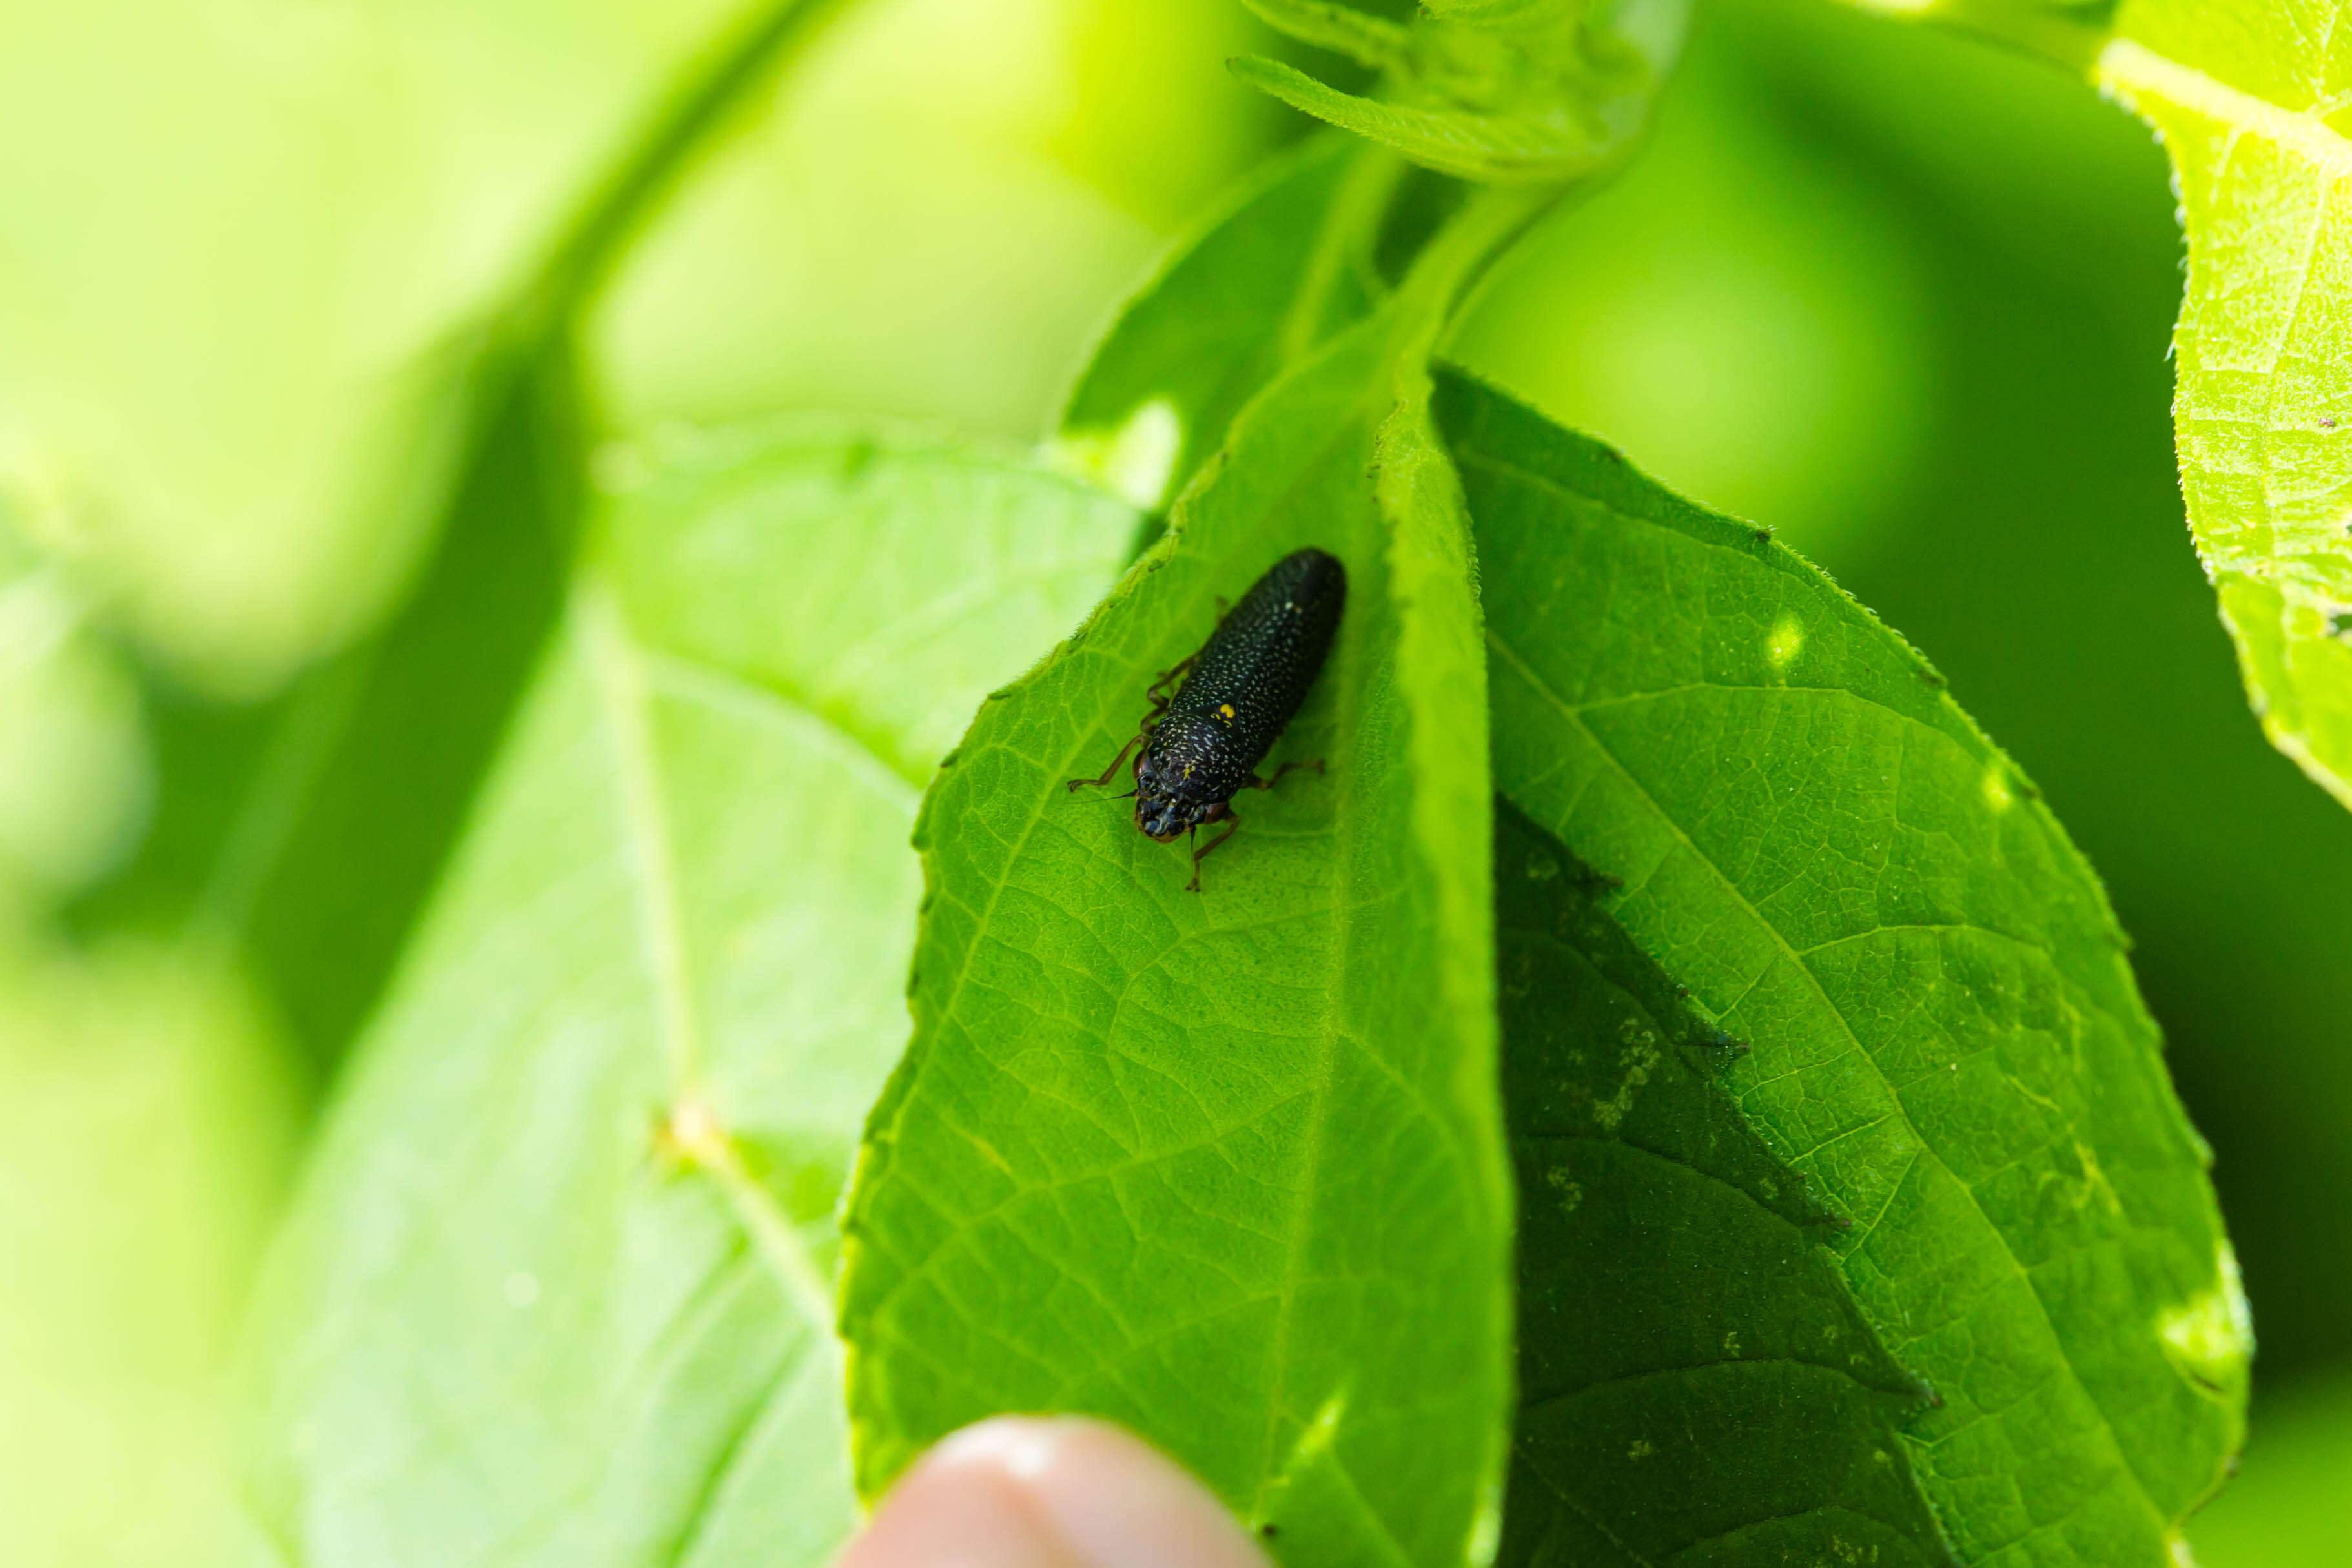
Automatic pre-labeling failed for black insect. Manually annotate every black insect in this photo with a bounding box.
[1069,547,1346,890]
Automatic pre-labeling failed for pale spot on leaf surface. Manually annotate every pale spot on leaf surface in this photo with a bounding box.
[1047,396,1182,510]
[1983,764,2015,812]
[2160,1243,2255,1394]
[1592,1020,1660,1132]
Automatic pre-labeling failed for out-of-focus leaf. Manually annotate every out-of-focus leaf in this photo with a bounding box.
[839,187,1551,1565]
[225,334,587,1066]
[1056,134,1390,513]
[601,0,1285,442]
[242,425,1134,1567]
[76,0,854,1069]
[0,0,760,683]
[1440,369,2245,1567]
[2187,1365,2352,1567]
[0,535,148,905]
[0,941,300,1568]
[1230,0,1686,183]
[66,305,580,1079]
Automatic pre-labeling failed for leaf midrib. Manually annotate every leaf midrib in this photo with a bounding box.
[884,351,1429,1548]
[582,584,839,1330]
[2097,37,2352,179]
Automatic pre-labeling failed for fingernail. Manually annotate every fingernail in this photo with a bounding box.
[838,1416,1273,1568]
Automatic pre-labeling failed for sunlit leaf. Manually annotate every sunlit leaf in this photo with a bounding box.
[2089,12,2352,813]
[841,290,1512,1568]
[240,425,1134,1567]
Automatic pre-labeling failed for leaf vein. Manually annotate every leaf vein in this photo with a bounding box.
[1486,630,2173,1531]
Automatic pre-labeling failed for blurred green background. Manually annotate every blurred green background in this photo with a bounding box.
[1,0,2344,1562]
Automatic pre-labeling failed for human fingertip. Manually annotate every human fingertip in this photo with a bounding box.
[835,1416,1273,1568]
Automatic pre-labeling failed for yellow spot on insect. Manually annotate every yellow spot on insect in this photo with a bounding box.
[1218,703,1235,722]
[1766,611,1805,669]
[1983,767,2014,812]
[1181,764,1194,778]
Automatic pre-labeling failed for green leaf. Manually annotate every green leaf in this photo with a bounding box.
[70,327,585,1075]
[1494,797,1952,1568]
[1229,0,1684,184]
[839,256,1520,1564]
[242,336,589,1066]
[1818,0,2352,813]
[1438,369,2247,1566]
[0,941,300,1568]
[241,425,1135,1566]
[0,518,149,905]
[72,0,857,1068]
[1056,134,1393,514]
[2089,19,2352,814]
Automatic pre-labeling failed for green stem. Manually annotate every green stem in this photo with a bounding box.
[528,0,859,321]
[1393,180,1563,358]
[1278,142,1408,367]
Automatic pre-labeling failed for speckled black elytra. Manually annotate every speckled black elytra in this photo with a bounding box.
[1067,547,1345,890]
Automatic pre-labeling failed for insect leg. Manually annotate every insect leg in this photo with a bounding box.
[1243,759,1326,791]
[1184,811,1242,892]
[1066,729,1149,792]
[1145,655,1197,709]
